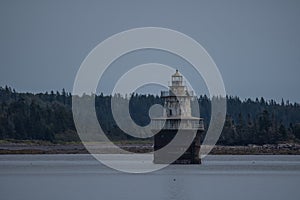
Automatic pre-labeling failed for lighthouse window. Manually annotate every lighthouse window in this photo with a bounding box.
[173,77,181,81]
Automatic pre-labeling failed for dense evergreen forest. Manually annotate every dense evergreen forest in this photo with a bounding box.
[0,86,300,145]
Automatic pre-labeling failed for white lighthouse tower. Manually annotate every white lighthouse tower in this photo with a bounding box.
[152,70,204,164]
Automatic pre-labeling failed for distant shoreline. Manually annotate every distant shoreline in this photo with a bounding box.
[1,142,300,155]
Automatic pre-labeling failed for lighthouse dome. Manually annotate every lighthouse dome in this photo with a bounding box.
[172,69,181,77]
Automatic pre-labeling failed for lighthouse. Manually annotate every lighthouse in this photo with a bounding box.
[151,70,204,164]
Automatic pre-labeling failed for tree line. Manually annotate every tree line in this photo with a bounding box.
[0,86,300,145]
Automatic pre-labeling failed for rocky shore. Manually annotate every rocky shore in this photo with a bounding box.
[1,142,300,155]
[211,144,300,155]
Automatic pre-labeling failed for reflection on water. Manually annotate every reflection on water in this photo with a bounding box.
[1,155,300,200]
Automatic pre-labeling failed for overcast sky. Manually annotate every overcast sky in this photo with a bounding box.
[0,0,299,102]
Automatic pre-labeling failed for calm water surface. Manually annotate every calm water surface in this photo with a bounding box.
[1,154,300,200]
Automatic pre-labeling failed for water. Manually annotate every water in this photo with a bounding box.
[1,154,300,200]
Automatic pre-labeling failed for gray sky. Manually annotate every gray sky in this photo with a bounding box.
[0,0,299,102]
